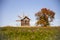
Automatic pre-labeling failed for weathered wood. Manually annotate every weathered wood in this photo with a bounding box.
[16,16,30,26]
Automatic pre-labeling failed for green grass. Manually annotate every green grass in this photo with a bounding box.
[0,26,60,40]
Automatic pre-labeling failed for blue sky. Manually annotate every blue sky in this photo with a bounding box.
[0,0,60,26]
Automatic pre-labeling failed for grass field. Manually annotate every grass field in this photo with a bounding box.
[0,26,60,40]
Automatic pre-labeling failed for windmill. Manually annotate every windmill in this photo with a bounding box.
[16,12,30,26]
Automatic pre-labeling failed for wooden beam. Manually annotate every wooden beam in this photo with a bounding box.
[16,20,21,22]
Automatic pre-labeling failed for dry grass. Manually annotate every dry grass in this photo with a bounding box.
[0,26,60,40]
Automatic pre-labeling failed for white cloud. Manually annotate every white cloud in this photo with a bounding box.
[51,19,60,26]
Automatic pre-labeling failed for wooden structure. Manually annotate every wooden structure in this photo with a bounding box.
[16,16,30,26]
[21,16,30,26]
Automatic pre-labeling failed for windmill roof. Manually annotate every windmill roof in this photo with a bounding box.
[21,16,30,21]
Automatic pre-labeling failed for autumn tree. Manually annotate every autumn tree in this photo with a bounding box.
[35,8,55,27]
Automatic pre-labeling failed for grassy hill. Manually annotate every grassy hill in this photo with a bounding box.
[0,26,60,40]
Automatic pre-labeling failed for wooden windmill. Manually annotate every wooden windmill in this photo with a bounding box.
[16,13,30,26]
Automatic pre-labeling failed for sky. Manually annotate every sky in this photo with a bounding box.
[0,0,60,26]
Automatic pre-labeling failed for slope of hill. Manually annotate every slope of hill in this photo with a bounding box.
[0,26,60,40]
